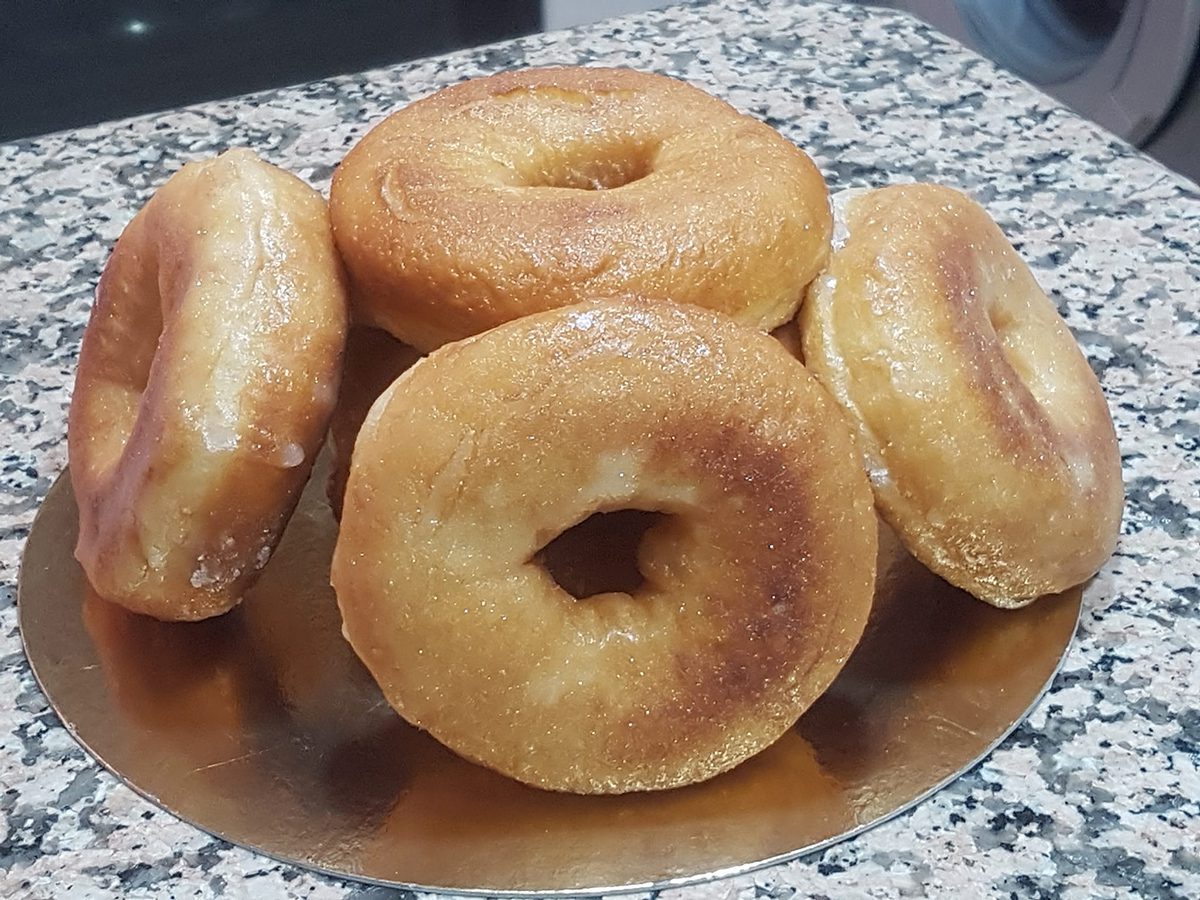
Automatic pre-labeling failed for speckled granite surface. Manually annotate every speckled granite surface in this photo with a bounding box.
[1,1,1197,897]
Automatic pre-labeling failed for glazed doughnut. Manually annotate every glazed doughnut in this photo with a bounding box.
[70,149,348,621]
[326,326,422,518]
[330,66,832,351]
[331,297,877,794]
[800,183,1123,607]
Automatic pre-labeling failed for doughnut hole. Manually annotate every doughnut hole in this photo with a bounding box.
[83,227,166,477]
[982,276,1059,416]
[519,137,659,191]
[533,508,671,599]
[986,294,1035,384]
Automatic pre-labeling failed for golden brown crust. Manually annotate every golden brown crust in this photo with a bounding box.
[800,184,1123,606]
[326,326,422,518]
[69,149,348,621]
[330,66,831,351]
[331,298,876,793]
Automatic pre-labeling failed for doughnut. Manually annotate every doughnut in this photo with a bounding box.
[326,326,421,518]
[69,148,348,621]
[799,183,1123,607]
[329,66,832,351]
[331,297,877,794]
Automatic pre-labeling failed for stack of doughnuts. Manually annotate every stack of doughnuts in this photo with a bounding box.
[67,66,1122,794]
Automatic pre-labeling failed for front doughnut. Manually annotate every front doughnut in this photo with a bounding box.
[331,298,876,794]
[69,149,348,621]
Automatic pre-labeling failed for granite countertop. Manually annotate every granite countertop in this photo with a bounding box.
[1,0,1197,897]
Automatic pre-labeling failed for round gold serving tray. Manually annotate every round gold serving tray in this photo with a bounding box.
[19,466,1081,896]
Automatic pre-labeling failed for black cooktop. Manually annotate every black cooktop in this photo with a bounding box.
[2,0,543,141]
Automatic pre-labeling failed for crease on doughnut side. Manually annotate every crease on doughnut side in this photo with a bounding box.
[379,164,423,224]
[424,427,480,530]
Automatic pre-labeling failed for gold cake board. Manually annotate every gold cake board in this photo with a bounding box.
[19,467,1080,895]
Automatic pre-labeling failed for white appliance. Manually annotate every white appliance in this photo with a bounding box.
[877,0,1200,183]
[542,0,672,30]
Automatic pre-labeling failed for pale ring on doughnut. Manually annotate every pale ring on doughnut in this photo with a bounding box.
[69,149,348,621]
[799,183,1123,607]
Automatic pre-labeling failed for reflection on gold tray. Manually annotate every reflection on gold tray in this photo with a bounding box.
[19,464,1081,895]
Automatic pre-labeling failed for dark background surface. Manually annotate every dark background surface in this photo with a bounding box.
[4,1,1196,185]
[1,0,544,141]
